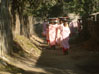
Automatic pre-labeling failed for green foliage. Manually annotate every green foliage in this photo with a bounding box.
[32,0,59,18]
[63,0,99,17]
[49,4,63,17]
[10,0,99,18]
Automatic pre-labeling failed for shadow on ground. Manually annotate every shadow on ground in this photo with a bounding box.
[33,23,44,39]
[1,23,99,74]
[32,23,99,74]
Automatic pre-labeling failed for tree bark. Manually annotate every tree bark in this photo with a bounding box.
[0,0,13,57]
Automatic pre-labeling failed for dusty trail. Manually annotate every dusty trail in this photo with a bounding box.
[30,35,99,74]
[0,35,99,74]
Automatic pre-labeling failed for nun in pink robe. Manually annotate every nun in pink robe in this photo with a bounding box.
[56,17,64,45]
[56,25,63,45]
[46,19,54,45]
[60,20,71,55]
[42,20,48,36]
[48,25,57,46]
[47,18,58,46]
[46,27,49,43]
[69,21,80,36]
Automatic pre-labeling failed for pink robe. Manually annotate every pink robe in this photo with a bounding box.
[46,24,71,50]
[60,26,71,50]
[69,21,79,35]
[46,28,49,43]
[56,25,62,45]
[47,25,57,46]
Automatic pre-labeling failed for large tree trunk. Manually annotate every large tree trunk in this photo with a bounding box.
[0,0,13,57]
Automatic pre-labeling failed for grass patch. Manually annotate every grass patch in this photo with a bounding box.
[14,35,41,57]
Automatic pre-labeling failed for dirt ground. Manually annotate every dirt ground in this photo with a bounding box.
[34,41,99,74]
[0,35,99,74]
[0,21,99,74]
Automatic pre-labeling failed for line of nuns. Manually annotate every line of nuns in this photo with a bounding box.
[42,17,82,55]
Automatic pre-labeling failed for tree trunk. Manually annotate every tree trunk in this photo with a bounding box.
[0,0,13,57]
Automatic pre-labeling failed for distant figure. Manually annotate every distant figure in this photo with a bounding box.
[69,21,78,36]
[77,19,83,32]
[46,18,54,45]
[42,19,48,36]
[60,18,71,55]
[46,18,53,44]
[69,19,83,37]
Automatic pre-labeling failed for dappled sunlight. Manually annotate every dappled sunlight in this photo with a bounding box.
[14,35,41,57]
[27,15,99,74]
[0,36,47,73]
[0,0,99,74]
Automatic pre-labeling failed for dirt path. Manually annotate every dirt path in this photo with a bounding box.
[24,35,99,74]
[34,44,99,74]
[30,35,99,74]
[0,35,99,74]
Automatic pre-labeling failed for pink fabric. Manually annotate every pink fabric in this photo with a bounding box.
[48,25,57,46]
[42,31,46,36]
[56,25,62,44]
[42,21,48,36]
[43,22,47,31]
[69,21,80,34]
[60,26,70,49]
[46,24,71,49]
[73,22,78,28]
[46,28,49,43]
[46,24,53,43]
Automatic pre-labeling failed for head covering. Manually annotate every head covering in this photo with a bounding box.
[48,18,53,24]
[48,18,59,24]
[62,18,68,22]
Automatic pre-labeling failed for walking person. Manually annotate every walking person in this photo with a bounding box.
[60,18,71,55]
[48,18,58,46]
[55,17,64,46]
[46,18,59,49]
[42,19,48,36]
